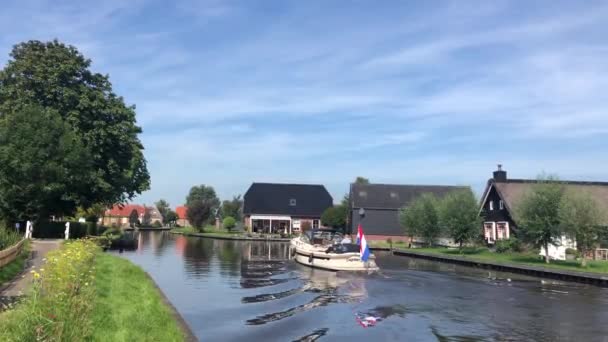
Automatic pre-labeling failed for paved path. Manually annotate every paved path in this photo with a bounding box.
[0,239,61,297]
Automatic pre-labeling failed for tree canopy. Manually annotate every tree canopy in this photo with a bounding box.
[516,175,564,263]
[321,205,347,229]
[221,195,242,221]
[400,193,440,246]
[129,209,139,227]
[438,188,480,249]
[164,210,178,227]
[559,190,605,266]
[354,177,370,185]
[0,40,149,218]
[0,106,91,222]
[186,185,220,230]
[155,199,170,224]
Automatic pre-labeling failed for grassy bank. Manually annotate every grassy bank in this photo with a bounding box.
[402,247,608,274]
[0,240,30,287]
[0,240,187,341]
[91,253,185,341]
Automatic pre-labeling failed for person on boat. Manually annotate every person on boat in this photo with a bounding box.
[341,235,352,244]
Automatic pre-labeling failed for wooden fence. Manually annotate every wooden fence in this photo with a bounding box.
[0,239,26,268]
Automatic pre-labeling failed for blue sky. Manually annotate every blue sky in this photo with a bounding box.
[1,1,607,206]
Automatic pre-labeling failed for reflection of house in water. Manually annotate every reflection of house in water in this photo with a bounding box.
[241,242,291,262]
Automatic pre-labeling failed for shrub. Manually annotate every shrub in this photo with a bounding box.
[223,216,236,231]
[32,221,87,239]
[495,238,522,253]
[386,238,393,245]
[0,240,99,340]
[152,221,162,228]
[565,248,580,257]
[301,221,312,233]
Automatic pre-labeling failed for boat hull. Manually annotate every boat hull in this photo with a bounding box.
[291,238,379,272]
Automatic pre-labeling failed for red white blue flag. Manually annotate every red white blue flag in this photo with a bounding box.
[357,224,371,262]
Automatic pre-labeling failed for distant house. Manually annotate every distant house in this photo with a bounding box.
[175,206,190,227]
[101,204,145,228]
[145,206,163,226]
[243,183,333,234]
[479,165,608,258]
[348,183,467,242]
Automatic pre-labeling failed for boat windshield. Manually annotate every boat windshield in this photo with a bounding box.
[302,229,344,245]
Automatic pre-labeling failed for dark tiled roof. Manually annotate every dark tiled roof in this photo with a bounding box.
[351,183,467,209]
[243,183,333,217]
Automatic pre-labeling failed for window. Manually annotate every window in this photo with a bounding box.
[489,200,494,211]
[313,220,320,229]
[499,200,504,210]
[359,191,367,197]
[289,198,296,206]
[390,192,398,198]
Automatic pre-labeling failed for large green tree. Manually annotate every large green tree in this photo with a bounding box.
[186,185,220,230]
[321,205,347,229]
[559,190,605,266]
[438,188,480,250]
[155,199,171,224]
[354,177,370,185]
[400,193,440,246]
[516,175,564,264]
[0,106,91,222]
[164,210,178,227]
[221,195,242,221]
[0,40,149,212]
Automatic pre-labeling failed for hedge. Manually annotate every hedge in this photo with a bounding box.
[32,221,92,239]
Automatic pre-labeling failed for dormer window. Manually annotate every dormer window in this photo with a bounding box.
[289,198,296,206]
[499,200,504,210]
[359,191,367,197]
[390,192,398,198]
[489,201,494,211]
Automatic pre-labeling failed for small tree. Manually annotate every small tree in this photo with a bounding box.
[401,193,440,246]
[439,188,480,250]
[516,175,564,264]
[301,221,312,233]
[321,205,347,229]
[186,185,220,230]
[223,216,236,231]
[354,177,370,185]
[129,209,139,228]
[155,199,170,224]
[221,195,243,221]
[165,210,178,227]
[559,190,604,266]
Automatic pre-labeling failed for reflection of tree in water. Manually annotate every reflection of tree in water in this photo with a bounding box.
[182,237,214,278]
[216,240,241,277]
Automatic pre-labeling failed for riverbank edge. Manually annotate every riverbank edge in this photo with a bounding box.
[171,231,291,242]
[97,253,197,342]
[140,269,198,342]
[392,248,608,286]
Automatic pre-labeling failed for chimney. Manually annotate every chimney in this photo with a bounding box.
[493,164,507,182]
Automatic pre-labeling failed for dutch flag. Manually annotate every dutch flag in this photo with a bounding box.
[357,224,371,262]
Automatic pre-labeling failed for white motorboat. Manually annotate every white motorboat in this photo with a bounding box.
[290,229,379,272]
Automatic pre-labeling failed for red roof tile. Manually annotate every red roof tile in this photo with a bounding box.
[105,204,145,217]
[175,206,188,219]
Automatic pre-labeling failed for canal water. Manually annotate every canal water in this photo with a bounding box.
[116,231,608,342]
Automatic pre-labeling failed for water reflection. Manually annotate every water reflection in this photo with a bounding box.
[117,232,608,342]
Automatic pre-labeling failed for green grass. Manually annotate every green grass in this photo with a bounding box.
[0,240,30,287]
[91,253,185,342]
[405,247,608,274]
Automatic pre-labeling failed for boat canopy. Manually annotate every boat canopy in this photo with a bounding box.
[302,229,344,245]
